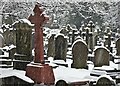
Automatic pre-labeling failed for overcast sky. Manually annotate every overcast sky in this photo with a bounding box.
[1,0,120,2]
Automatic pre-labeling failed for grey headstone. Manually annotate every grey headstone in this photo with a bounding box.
[54,34,68,61]
[60,26,69,36]
[47,34,55,57]
[71,39,88,69]
[96,75,116,86]
[0,34,4,48]
[94,47,110,67]
[116,38,120,56]
[3,29,16,46]
[13,19,33,70]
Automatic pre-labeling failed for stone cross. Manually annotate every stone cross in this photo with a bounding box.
[28,4,49,63]
[82,27,93,51]
[87,21,95,32]
[26,4,55,85]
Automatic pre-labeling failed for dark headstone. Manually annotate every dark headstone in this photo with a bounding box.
[0,34,4,47]
[94,47,110,67]
[54,34,68,61]
[116,38,120,56]
[96,75,116,86]
[71,39,88,69]
[13,19,33,70]
[47,34,55,57]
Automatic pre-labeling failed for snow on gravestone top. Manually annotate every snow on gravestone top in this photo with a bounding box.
[116,38,120,56]
[54,33,68,62]
[96,75,116,86]
[13,19,34,27]
[0,34,4,48]
[71,39,88,69]
[93,46,110,67]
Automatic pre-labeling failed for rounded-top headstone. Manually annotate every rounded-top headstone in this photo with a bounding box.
[96,75,116,86]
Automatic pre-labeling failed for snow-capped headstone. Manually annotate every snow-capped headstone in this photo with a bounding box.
[0,34,4,48]
[60,26,69,36]
[87,21,95,51]
[96,75,116,86]
[13,19,33,70]
[9,45,16,60]
[104,27,112,51]
[71,39,88,69]
[54,34,68,61]
[47,33,55,57]
[116,38,120,56]
[75,36,83,41]
[94,47,110,67]
[3,26,16,46]
[71,27,78,44]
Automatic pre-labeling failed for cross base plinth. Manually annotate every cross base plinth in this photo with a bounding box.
[25,63,55,85]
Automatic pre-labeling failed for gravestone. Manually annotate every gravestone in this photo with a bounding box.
[60,26,69,36]
[75,36,83,41]
[104,27,112,51]
[47,33,55,57]
[13,19,33,70]
[96,75,116,86]
[3,28,16,46]
[87,21,95,51]
[71,39,88,69]
[25,4,55,85]
[9,45,16,60]
[94,47,110,67]
[54,34,68,61]
[83,27,93,51]
[116,38,120,56]
[0,34,4,47]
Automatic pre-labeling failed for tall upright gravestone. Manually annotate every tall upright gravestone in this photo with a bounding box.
[25,4,55,85]
[13,19,33,70]
[0,34,4,48]
[71,39,88,69]
[116,38,120,56]
[54,34,68,61]
[94,47,110,67]
[47,34,55,58]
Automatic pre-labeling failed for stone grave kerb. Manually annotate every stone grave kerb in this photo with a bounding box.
[25,4,55,85]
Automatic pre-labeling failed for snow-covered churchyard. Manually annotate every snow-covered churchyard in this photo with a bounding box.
[0,0,120,86]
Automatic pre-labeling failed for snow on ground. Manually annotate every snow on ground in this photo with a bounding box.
[0,68,34,83]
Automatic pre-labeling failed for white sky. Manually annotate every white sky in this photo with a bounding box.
[1,0,120,2]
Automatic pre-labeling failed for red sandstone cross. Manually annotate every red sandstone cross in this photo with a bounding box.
[28,4,49,63]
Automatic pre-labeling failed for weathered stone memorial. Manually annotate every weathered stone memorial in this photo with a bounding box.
[94,47,110,67]
[116,38,120,56]
[25,4,55,85]
[0,34,4,48]
[87,21,95,51]
[47,33,55,57]
[13,19,33,70]
[54,34,68,61]
[71,39,88,69]
[3,27,16,46]
[104,27,112,52]
[82,27,93,52]
[96,75,116,86]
